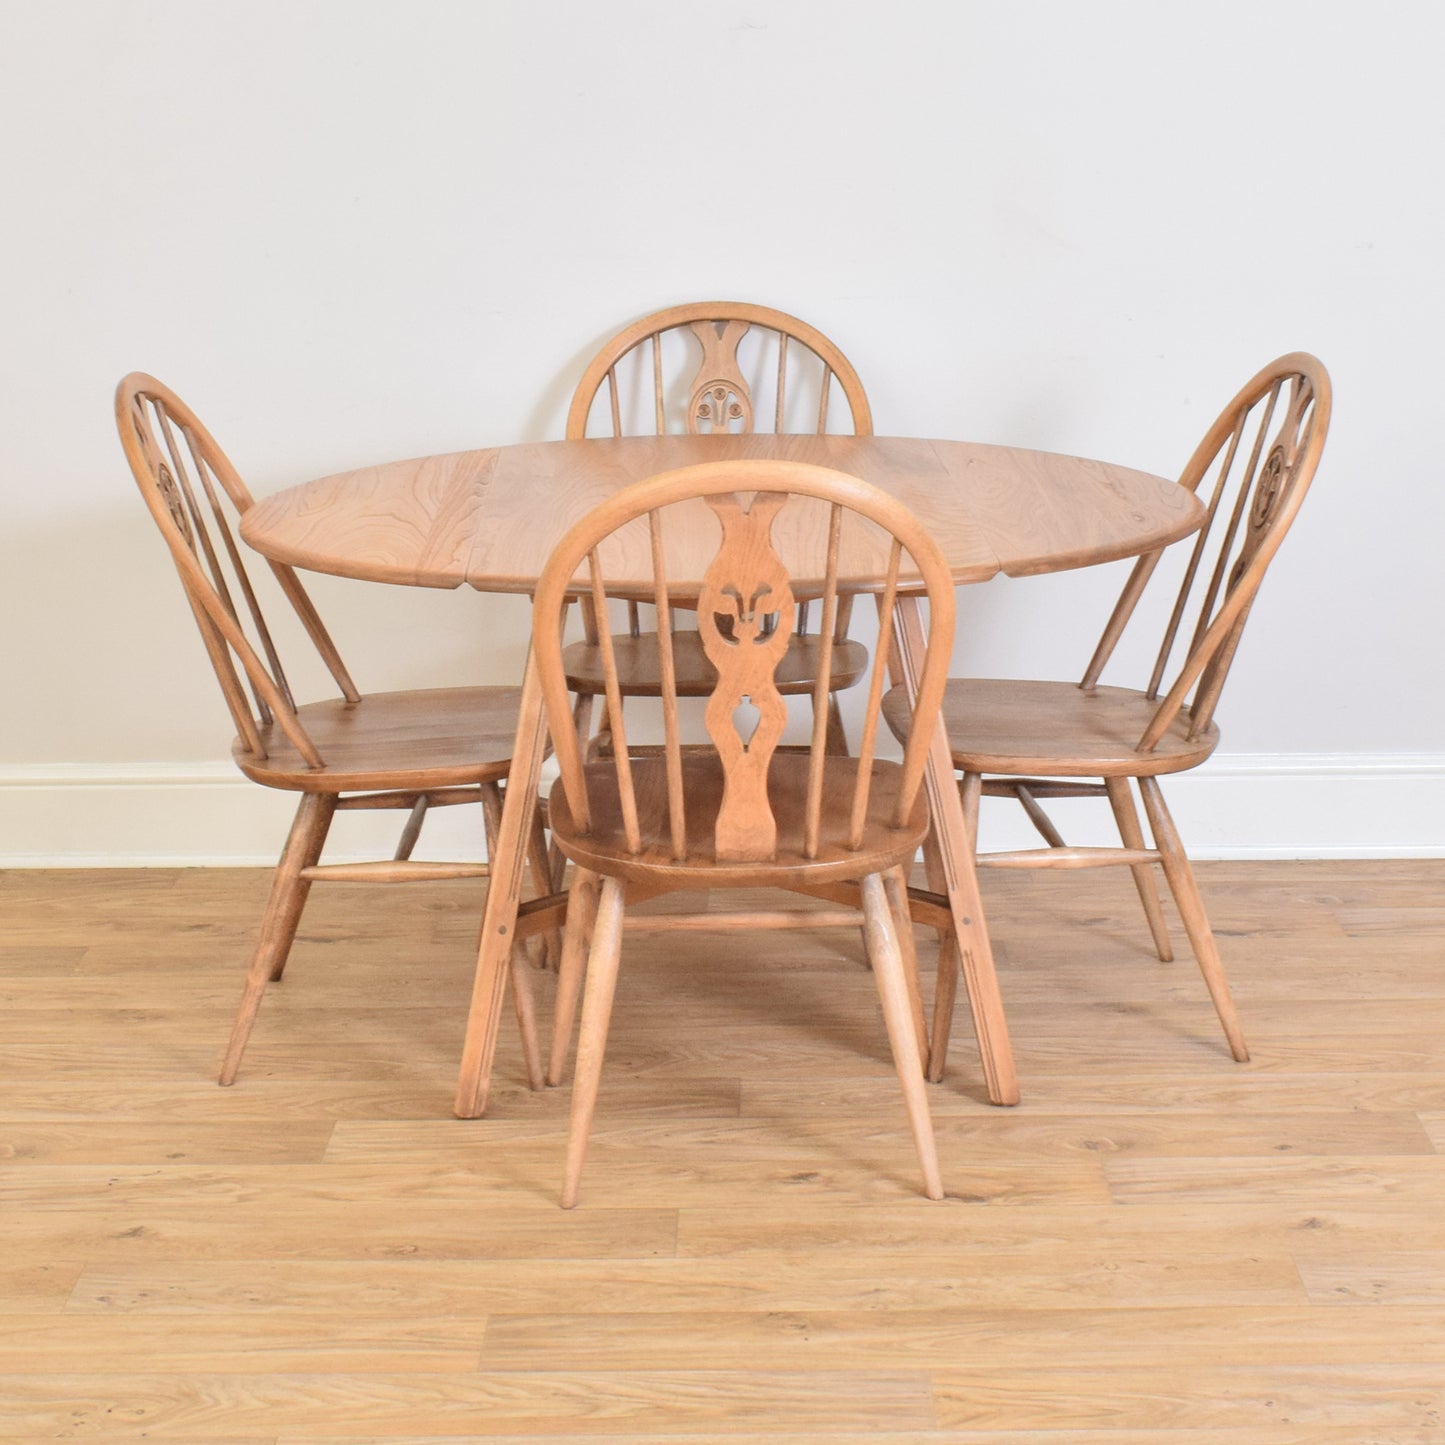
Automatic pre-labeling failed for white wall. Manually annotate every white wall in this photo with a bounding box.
[3,0,1442,862]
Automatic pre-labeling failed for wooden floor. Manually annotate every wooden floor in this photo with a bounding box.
[2,860,1444,1441]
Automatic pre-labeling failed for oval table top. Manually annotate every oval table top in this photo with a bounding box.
[240,434,1201,593]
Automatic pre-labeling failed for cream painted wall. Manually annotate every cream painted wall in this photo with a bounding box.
[2,0,1443,860]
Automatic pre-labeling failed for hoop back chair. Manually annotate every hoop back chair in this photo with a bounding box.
[563,303,874,759]
[533,459,956,1205]
[884,353,1331,1077]
[115,374,543,1087]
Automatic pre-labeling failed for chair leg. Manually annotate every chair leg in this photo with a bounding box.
[547,867,601,1086]
[481,780,546,1083]
[219,791,335,1085]
[588,701,615,762]
[562,876,627,1209]
[393,795,428,862]
[824,694,850,756]
[526,794,562,971]
[927,772,982,1082]
[960,771,982,849]
[1105,776,1174,962]
[508,939,545,1092]
[920,821,956,1083]
[861,873,944,1200]
[1137,777,1249,1062]
[883,866,929,1073]
[928,932,961,1084]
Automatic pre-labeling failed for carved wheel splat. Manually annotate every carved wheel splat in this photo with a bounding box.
[696,491,795,860]
[1252,446,1286,529]
[156,460,195,545]
[686,319,755,434]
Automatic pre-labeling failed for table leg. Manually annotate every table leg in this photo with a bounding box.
[454,644,550,1118]
[890,595,1019,1106]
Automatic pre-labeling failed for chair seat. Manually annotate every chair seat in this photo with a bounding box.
[548,753,929,888]
[882,678,1220,778]
[234,686,522,792]
[563,629,868,697]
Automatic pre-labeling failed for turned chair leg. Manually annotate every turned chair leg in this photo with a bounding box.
[861,873,944,1200]
[561,876,627,1208]
[508,938,545,1092]
[1105,776,1174,962]
[220,791,335,1085]
[824,694,851,756]
[883,866,929,1074]
[925,772,983,1083]
[547,867,601,1086]
[1138,777,1249,1062]
[393,795,428,862]
[920,821,958,1084]
[480,781,546,1086]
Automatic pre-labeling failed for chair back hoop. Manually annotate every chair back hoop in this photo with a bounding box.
[533,460,954,865]
[565,301,873,440]
[1079,353,1331,753]
[114,373,359,769]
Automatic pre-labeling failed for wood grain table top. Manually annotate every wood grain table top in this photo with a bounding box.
[240,434,1202,593]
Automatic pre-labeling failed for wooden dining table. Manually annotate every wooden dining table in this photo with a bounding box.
[241,432,1204,1116]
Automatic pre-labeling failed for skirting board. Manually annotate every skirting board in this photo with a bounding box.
[2,754,1443,866]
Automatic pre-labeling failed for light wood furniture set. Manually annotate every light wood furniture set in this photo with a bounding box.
[117,304,1331,1205]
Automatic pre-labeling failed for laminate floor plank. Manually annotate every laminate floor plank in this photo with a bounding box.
[63,1247,1306,1315]
[931,1363,1445,1430]
[0,1370,934,1437]
[2,863,1442,1441]
[478,1304,1445,1371]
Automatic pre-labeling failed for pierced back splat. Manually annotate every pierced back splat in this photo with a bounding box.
[696,492,794,859]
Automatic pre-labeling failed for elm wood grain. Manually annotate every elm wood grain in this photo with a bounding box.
[240,433,1202,595]
[533,461,951,1205]
[889,354,1331,1081]
[563,302,873,756]
[235,688,521,794]
[548,756,927,888]
[115,374,540,1087]
[561,627,869,696]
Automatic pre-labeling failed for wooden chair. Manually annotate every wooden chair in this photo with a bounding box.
[562,302,873,758]
[115,373,544,1087]
[883,353,1331,1077]
[533,459,956,1206]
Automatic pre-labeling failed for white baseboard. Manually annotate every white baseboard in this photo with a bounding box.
[1,754,1442,867]
[0,763,491,868]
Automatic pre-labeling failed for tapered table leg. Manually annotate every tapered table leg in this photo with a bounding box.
[454,646,550,1118]
[890,595,1019,1106]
